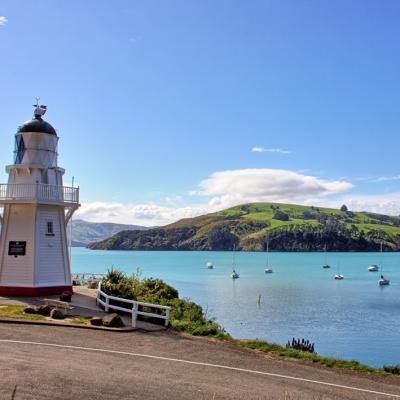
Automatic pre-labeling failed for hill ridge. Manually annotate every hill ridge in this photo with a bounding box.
[88,202,400,251]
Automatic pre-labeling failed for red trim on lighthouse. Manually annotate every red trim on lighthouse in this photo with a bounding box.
[0,286,73,297]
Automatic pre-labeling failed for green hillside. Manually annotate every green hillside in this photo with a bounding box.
[88,202,400,251]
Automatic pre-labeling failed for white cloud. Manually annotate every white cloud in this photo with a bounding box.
[0,16,7,26]
[194,169,352,208]
[76,169,400,225]
[372,175,400,182]
[251,146,292,154]
[75,201,209,227]
[77,168,354,225]
[129,35,142,43]
[305,193,400,216]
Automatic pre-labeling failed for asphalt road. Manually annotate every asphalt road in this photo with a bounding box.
[0,323,399,400]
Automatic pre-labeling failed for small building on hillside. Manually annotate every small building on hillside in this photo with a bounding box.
[0,104,80,296]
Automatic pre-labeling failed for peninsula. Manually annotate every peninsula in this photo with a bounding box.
[88,202,400,252]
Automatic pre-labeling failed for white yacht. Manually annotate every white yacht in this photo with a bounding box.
[322,245,331,269]
[231,270,240,279]
[264,236,273,274]
[377,242,390,285]
[206,261,214,269]
[231,245,239,279]
[379,275,390,286]
[368,264,379,272]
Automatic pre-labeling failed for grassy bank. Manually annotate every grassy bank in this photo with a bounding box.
[235,339,380,374]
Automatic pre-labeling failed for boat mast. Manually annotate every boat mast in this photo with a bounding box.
[266,235,269,268]
[232,243,236,270]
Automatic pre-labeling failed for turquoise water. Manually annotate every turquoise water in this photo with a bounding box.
[72,248,400,367]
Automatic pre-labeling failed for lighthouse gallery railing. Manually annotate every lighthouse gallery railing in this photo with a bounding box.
[0,183,79,204]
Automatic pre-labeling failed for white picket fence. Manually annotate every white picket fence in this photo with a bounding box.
[96,282,171,328]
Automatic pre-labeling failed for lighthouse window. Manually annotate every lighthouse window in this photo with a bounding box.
[14,135,25,164]
[46,221,54,236]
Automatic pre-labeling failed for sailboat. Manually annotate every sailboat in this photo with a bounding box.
[378,242,390,286]
[264,236,273,273]
[334,262,344,280]
[322,245,331,269]
[369,242,382,272]
[231,245,240,279]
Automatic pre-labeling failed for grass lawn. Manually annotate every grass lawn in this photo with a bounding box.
[0,304,45,320]
[0,304,91,325]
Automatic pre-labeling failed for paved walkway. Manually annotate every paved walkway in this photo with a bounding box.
[0,286,165,331]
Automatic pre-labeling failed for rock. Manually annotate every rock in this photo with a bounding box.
[37,305,52,316]
[50,308,65,320]
[87,280,99,289]
[102,313,124,328]
[24,306,38,314]
[59,291,72,302]
[90,317,103,326]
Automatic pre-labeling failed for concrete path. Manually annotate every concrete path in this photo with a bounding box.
[0,323,399,400]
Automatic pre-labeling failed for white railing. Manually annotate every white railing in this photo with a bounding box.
[0,183,79,204]
[96,282,171,328]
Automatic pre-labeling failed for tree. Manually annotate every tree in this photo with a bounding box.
[340,204,348,212]
[273,210,289,221]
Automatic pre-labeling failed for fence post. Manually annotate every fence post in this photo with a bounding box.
[165,308,170,327]
[131,303,138,328]
[105,296,109,312]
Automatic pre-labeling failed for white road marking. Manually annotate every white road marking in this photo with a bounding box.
[0,339,399,398]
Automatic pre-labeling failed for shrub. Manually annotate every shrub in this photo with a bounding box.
[383,365,400,375]
[273,210,289,221]
[100,268,229,338]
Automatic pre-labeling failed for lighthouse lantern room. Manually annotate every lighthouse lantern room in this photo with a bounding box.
[0,104,80,296]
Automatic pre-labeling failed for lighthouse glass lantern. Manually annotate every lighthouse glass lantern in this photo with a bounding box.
[0,104,80,296]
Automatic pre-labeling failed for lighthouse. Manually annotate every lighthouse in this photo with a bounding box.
[0,104,80,296]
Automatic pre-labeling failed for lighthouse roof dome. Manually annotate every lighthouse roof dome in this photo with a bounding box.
[17,115,57,136]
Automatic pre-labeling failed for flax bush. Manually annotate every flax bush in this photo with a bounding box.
[101,268,230,339]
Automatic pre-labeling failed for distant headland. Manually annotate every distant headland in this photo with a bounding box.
[87,202,400,252]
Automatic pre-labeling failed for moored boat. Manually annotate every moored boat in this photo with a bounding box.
[206,261,214,269]
[231,270,240,279]
[264,268,273,274]
[322,245,330,268]
[264,235,273,274]
[368,264,379,272]
[379,275,390,286]
[377,242,390,285]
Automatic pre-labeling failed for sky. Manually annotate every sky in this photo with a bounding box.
[1,0,400,226]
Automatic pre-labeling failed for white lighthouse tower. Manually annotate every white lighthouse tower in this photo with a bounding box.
[0,104,80,296]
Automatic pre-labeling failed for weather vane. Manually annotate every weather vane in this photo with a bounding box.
[32,97,47,117]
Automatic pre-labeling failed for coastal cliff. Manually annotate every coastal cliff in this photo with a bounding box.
[88,202,400,251]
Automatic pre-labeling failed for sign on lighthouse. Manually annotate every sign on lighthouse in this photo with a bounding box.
[0,104,80,296]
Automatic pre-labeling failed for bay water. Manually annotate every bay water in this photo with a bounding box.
[72,248,400,367]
